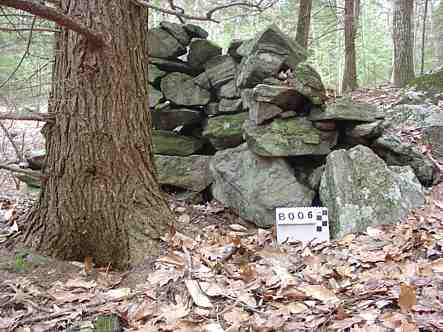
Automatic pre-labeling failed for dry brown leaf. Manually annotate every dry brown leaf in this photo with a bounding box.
[400,320,419,332]
[398,283,416,313]
[131,300,156,321]
[65,278,96,289]
[301,284,339,304]
[185,279,213,308]
[239,263,257,282]
[430,258,443,273]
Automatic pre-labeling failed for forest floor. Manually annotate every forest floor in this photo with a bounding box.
[0,87,442,331]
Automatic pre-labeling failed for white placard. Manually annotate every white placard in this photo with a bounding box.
[276,207,329,244]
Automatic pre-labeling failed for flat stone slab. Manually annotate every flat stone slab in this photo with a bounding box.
[210,144,314,228]
[152,108,203,131]
[161,73,211,106]
[160,21,191,46]
[153,130,204,156]
[203,112,249,150]
[309,101,379,122]
[188,39,222,69]
[253,84,310,111]
[148,28,186,59]
[155,155,212,192]
[320,145,425,239]
[244,118,338,157]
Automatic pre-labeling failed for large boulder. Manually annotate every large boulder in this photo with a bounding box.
[149,87,163,108]
[159,21,191,46]
[217,80,240,99]
[155,155,212,192]
[210,144,315,227]
[188,39,222,69]
[153,130,204,156]
[204,55,237,89]
[423,126,443,162]
[309,100,379,122]
[148,28,187,59]
[243,118,338,157]
[183,24,209,39]
[320,145,425,239]
[152,107,203,131]
[372,134,435,186]
[149,58,200,76]
[253,84,311,111]
[203,112,249,150]
[161,73,211,106]
[218,98,243,114]
[406,70,443,105]
[285,63,326,105]
[148,64,166,87]
[383,104,443,130]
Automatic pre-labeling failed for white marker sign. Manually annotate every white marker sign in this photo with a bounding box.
[275,207,330,244]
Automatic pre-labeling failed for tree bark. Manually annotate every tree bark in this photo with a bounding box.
[295,0,312,49]
[392,0,415,87]
[22,0,173,270]
[341,0,359,93]
[420,0,429,75]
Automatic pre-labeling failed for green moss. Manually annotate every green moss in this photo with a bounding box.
[408,71,443,91]
[270,118,321,145]
[203,112,248,138]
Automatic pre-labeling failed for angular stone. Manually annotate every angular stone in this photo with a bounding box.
[243,118,338,157]
[285,63,326,105]
[253,84,311,111]
[184,24,209,39]
[218,99,243,114]
[309,101,379,122]
[203,112,249,150]
[423,126,443,162]
[161,73,210,106]
[148,64,166,86]
[227,39,245,61]
[27,149,46,170]
[188,39,222,69]
[210,144,315,227]
[155,155,212,192]
[217,80,240,99]
[320,145,425,239]
[384,104,443,131]
[345,120,385,139]
[153,130,204,156]
[149,58,200,76]
[236,24,306,67]
[160,21,191,46]
[148,28,187,59]
[152,108,203,131]
[149,87,163,108]
[372,134,434,186]
[205,103,219,116]
[205,55,237,89]
[193,72,212,90]
[243,89,284,125]
[236,51,286,88]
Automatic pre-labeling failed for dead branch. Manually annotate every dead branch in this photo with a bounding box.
[0,26,59,32]
[0,111,54,122]
[0,121,22,161]
[0,163,42,178]
[0,0,105,46]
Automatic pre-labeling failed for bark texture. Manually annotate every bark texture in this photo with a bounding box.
[341,0,359,93]
[392,0,415,87]
[23,0,173,270]
[295,0,312,50]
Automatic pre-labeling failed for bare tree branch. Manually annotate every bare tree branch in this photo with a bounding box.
[0,162,42,178]
[167,0,185,24]
[0,26,59,32]
[0,111,54,122]
[0,0,105,46]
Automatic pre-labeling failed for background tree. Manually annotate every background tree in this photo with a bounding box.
[341,0,360,92]
[296,0,312,49]
[392,0,415,87]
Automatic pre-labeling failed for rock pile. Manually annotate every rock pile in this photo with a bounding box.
[18,23,441,239]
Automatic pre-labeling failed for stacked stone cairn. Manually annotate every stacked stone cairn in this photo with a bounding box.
[19,23,440,239]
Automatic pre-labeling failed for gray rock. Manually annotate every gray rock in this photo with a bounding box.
[149,57,200,76]
[284,63,326,105]
[148,28,187,59]
[310,101,378,122]
[184,24,209,39]
[161,73,210,106]
[236,51,286,88]
[153,130,204,156]
[152,107,203,131]
[218,99,243,114]
[193,72,212,90]
[149,87,163,108]
[243,118,338,157]
[188,39,222,69]
[205,103,219,116]
[15,172,42,188]
[160,21,191,46]
[320,145,425,239]
[245,90,284,125]
[210,144,315,228]
[384,104,443,130]
[155,155,212,192]
[345,120,385,140]
[205,55,238,89]
[236,24,306,67]
[27,149,46,170]
[227,39,245,61]
[372,134,434,186]
[148,64,166,86]
[203,112,249,150]
[253,84,311,111]
[423,126,443,162]
[217,80,240,99]
[308,165,325,191]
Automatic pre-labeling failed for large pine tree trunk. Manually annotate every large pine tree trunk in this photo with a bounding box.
[392,0,415,87]
[341,0,359,93]
[295,0,312,50]
[23,0,173,270]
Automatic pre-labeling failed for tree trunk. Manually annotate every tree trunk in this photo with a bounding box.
[23,0,173,270]
[433,2,443,67]
[295,0,312,49]
[341,0,359,93]
[420,0,429,75]
[392,0,415,87]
